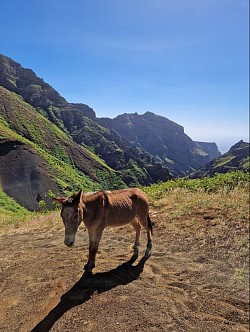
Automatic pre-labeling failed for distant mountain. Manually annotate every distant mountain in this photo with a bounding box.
[189,140,249,178]
[98,112,221,176]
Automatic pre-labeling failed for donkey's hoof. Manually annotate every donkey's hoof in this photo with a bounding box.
[133,249,139,258]
[144,249,151,259]
[127,253,138,264]
[84,262,95,272]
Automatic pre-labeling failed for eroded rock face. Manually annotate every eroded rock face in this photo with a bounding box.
[0,139,59,210]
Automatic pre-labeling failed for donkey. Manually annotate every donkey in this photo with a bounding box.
[55,188,153,273]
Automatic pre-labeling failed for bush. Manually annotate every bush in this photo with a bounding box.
[144,171,250,201]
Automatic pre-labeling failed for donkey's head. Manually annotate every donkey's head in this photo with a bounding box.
[55,190,83,247]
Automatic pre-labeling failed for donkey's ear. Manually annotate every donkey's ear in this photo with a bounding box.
[72,190,82,205]
[53,197,67,205]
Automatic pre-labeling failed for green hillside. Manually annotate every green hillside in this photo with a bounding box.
[0,188,31,225]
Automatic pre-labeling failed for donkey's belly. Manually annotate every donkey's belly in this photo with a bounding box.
[105,208,135,227]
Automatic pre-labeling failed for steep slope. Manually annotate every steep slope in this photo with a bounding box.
[189,140,249,178]
[0,54,171,186]
[98,112,221,177]
[0,86,125,209]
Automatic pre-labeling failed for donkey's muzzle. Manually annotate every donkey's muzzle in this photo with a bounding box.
[65,241,74,247]
[64,236,75,247]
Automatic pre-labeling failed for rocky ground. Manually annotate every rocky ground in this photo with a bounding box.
[0,208,249,332]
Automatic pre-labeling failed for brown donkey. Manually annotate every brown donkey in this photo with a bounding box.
[55,188,153,273]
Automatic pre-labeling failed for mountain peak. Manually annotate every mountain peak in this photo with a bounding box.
[229,140,247,151]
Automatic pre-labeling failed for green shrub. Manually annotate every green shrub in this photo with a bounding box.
[144,171,250,201]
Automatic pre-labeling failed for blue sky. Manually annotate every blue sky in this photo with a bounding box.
[0,0,249,152]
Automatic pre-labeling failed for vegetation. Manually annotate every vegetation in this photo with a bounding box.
[1,171,248,225]
[0,189,31,225]
[241,155,250,169]
[96,170,127,190]
[215,155,235,167]
[144,171,250,201]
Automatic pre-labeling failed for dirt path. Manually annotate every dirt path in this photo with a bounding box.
[0,212,249,332]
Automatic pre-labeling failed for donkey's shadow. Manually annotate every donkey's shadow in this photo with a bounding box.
[31,255,149,332]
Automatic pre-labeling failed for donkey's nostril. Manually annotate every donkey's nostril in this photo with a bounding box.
[64,239,75,247]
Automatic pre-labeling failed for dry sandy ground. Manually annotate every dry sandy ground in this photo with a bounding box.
[0,211,249,332]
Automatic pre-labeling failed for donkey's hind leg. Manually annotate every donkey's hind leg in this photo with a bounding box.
[143,215,153,258]
[130,219,141,260]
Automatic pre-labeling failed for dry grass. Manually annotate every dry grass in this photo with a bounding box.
[150,186,249,286]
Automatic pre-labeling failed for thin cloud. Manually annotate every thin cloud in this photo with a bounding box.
[101,37,199,53]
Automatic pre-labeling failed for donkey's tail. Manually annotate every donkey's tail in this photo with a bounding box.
[147,215,153,236]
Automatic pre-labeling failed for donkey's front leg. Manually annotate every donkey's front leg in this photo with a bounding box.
[84,229,103,273]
